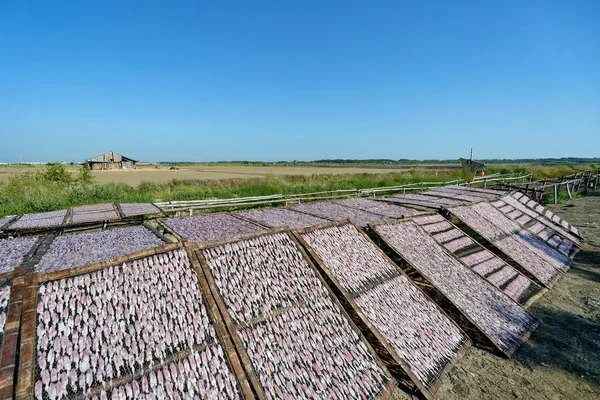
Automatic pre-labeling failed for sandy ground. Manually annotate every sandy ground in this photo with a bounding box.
[0,164,452,186]
[389,194,600,400]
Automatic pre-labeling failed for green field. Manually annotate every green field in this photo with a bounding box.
[0,162,596,217]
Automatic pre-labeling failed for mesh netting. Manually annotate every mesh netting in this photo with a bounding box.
[301,223,468,389]
[10,210,68,229]
[118,204,161,218]
[203,232,391,399]
[35,226,164,274]
[374,221,538,353]
[163,213,261,243]
[34,249,241,399]
[334,198,416,219]
[290,202,392,227]
[0,281,11,352]
[0,236,38,274]
[234,208,327,229]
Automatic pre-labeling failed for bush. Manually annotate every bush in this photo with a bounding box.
[41,164,73,185]
[78,164,94,184]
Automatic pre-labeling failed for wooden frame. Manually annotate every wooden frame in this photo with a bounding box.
[416,190,487,204]
[22,224,173,281]
[428,186,503,200]
[440,202,566,288]
[506,192,582,247]
[288,201,393,228]
[376,196,448,211]
[4,217,144,238]
[367,218,540,358]
[156,212,265,244]
[0,235,47,283]
[404,212,548,309]
[292,219,472,399]
[511,191,583,239]
[2,213,68,237]
[114,203,162,220]
[194,228,398,400]
[330,198,415,220]
[15,242,255,399]
[0,216,18,233]
[224,212,271,230]
[154,218,185,242]
[493,192,581,253]
[0,277,25,400]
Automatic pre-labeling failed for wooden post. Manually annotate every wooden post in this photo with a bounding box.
[557,175,564,193]
[566,183,572,199]
[554,184,558,204]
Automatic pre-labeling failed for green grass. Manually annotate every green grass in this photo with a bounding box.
[0,163,596,217]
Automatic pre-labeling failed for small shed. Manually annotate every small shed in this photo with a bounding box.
[87,151,137,170]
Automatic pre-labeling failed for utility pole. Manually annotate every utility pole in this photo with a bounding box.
[19,153,22,164]
[470,148,473,161]
[195,153,200,165]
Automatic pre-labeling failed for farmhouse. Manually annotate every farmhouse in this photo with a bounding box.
[86,151,137,170]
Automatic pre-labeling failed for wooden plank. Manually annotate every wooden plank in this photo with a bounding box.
[0,278,25,400]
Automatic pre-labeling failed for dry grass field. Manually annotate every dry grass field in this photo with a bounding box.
[0,164,455,185]
[0,162,593,217]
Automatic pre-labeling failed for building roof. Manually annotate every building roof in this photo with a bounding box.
[87,151,137,163]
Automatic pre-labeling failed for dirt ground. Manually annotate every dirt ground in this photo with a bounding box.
[390,194,600,400]
[0,164,450,186]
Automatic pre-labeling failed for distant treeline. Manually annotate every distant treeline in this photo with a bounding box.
[157,157,600,166]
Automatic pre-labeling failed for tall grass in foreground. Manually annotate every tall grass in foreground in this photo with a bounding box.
[0,163,595,217]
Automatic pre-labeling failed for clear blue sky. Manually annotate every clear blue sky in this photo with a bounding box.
[1,1,598,163]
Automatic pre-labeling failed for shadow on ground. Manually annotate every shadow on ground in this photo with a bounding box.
[516,305,600,386]
[569,250,600,283]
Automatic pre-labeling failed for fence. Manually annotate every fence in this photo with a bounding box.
[499,169,600,204]
[155,173,533,215]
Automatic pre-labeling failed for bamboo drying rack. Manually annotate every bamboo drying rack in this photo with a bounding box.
[441,202,567,289]
[368,218,540,359]
[292,219,472,399]
[194,228,398,400]
[15,242,255,399]
[406,212,548,308]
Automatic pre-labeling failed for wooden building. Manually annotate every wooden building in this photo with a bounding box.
[86,151,137,170]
